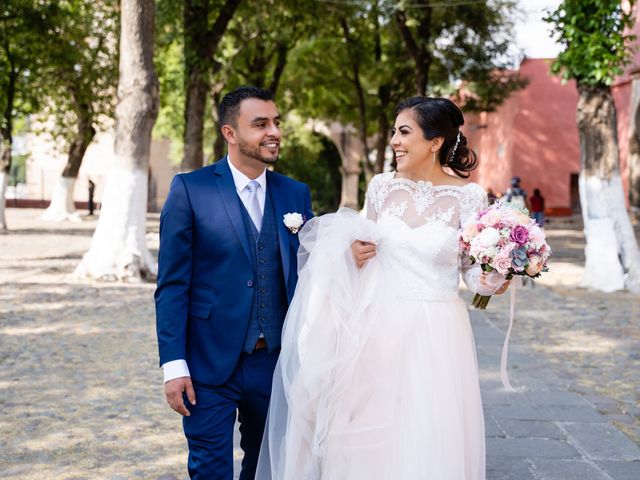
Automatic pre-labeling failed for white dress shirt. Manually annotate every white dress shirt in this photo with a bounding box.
[162,156,267,383]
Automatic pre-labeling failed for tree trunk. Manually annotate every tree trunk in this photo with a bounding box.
[313,121,363,209]
[340,165,360,210]
[41,177,80,222]
[42,110,96,222]
[210,86,226,162]
[182,70,208,171]
[0,137,10,231]
[75,0,159,282]
[395,4,432,96]
[576,84,640,292]
[375,84,391,174]
[629,78,640,212]
[0,168,7,232]
[269,43,288,95]
[374,114,389,174]
[0,53,16,231]
[181,0,241,172]
[372,8,389,176]
[340,17,372,183]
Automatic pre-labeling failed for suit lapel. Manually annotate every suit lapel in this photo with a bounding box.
[267,170,291,288]
[213,157,253,266]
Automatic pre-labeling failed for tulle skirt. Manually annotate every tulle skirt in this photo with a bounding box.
[256,209,485,480]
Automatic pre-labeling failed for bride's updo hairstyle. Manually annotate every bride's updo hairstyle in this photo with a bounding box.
[396,96,478,178]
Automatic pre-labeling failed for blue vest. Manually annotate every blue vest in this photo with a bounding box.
[239,188,288,353]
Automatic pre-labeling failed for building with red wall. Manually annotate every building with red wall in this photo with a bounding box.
[465,51,638,215]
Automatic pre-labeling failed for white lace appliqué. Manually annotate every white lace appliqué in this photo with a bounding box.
[367,173,485,229]
[382,200,408,219]
[434,205,456,225]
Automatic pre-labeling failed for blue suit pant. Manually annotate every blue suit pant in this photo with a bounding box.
[182,348,279,480]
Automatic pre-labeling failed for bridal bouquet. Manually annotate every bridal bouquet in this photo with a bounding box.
[460,201,551,309]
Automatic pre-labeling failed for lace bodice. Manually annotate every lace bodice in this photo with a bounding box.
[364,172,488,300]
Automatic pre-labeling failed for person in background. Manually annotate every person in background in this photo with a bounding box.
[504,176,527,209]
[88,179,95,216]
[530,188,545,227]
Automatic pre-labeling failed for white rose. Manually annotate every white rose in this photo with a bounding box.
[477,227,501,248]
[283,212,304,233]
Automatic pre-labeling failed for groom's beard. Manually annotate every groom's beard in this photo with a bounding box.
[238,137,279,165]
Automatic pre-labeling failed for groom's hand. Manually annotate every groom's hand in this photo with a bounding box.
[351,240,376,268]
[165,376,196,416]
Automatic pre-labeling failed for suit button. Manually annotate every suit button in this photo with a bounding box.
[258,244,265,250]
[259,259,265,264]
[260,288,266,293]
[260,303,266,308]
[247,280,254,287]
[260,274,265,279]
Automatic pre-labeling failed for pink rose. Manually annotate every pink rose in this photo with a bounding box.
[492,251,513,275]
[481,209,501,227]
[510,225,529,245]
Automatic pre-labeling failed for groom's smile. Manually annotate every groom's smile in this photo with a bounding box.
[231,98,282,171]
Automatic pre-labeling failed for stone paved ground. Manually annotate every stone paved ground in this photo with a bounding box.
[1,209,639,479]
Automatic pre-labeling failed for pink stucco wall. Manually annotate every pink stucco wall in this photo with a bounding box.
[465,59,580,212]
[464,56,640,213]
[465,6,640,215]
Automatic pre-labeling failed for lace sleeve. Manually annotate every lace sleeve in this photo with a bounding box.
[459,185,503,295]
[459,183,488,226]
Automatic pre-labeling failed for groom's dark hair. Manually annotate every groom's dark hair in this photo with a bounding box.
[219,86,274,128]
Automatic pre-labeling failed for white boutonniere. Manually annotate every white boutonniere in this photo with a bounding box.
[283,212,304,234]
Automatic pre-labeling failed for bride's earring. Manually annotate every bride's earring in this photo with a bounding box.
[432,151,436,164]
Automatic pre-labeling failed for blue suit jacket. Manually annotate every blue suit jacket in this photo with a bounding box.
[155,157,314,386]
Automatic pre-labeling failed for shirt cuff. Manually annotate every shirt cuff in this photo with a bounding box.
[162,359,190,383]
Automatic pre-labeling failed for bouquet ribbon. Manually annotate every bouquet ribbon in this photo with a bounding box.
[499,277,520,392]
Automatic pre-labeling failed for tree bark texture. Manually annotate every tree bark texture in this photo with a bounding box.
[576,84,640,292]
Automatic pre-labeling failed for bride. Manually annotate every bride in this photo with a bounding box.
[256,96,509,479]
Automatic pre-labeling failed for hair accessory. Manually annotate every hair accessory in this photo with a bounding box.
[450,131,461,162]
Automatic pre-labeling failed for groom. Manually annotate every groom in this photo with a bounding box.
[155,86,313,479]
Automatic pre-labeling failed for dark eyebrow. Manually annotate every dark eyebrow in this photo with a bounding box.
[250,115,281,123]
[398,124,412,130]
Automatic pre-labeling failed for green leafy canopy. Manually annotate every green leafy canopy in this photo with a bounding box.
[545,0,637,86]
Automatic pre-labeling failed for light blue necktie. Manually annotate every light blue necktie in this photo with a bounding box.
[245,180,263,232]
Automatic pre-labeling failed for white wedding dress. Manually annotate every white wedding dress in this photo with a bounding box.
[256,173,496,480]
